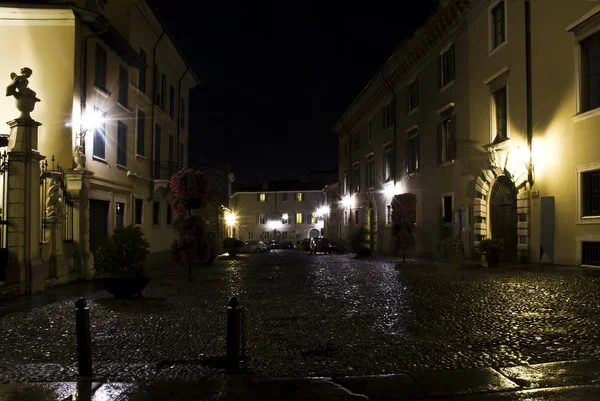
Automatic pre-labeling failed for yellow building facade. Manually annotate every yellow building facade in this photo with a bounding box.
[0,0,198,295]
[334,0,600,267]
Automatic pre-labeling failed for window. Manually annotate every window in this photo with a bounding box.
[154,124,162,178]
[153,202,160,225]
[437,117,457,164]
[161,73,166,110]
[169,84,175,119]
[94,44,107,91]
[386,205,392,225]
[407,79,419,112]
[134,198,143,225]
[354,135,360,151]
[259,214,266,224]
[443,195,453,224]
[248,232,253,240]
[168,134,174,165]
[368,120,373,142]
[582,170,600,217]
[282,232,288,240]
[138,48,147,93]
[259,193,266,202]
[343,170,348,194]
[296,212,303,224]
[406,131,419,175]
[282,213,289,224]
[166,204,173,225]
[282,193,288,202]
[295,193,303,202]
[366,155,374,189]
[311,213,318,224]
[383,144,394,182]
[344,211,348,226]
[116,202,125,228]
[93,108,106,159]
[117,121,127,166]
[491,1,506,50]
[154,64,161,105]
[179,142,184,167]
[383,102,394,129]
[354,210,359,225]
[439,44,456,88]
[492,86,508,141]
[118,66,128,107]
[136,109,145,156]
[582,32,600,112]
[180,97,186,130]
[353,163,360,193]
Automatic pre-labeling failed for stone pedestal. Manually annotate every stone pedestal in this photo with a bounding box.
[64,170,94,280]
[5,119,45,294]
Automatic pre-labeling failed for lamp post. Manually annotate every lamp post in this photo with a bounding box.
[69,111,105,170]
[225,211,236,238]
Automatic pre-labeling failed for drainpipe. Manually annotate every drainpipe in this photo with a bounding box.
[148,29,166,201]
[176,66,189,169]
[381,69,397,185]
[525,0,534,263]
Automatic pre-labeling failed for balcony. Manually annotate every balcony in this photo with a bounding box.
[153,161,181,191]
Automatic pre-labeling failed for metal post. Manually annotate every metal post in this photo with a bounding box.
[226,296,240,374]
[75,298,92,377]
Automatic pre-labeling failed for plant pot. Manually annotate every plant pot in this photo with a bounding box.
[447,250,461,264]
[96,276,151,299]
[485,252,500,268]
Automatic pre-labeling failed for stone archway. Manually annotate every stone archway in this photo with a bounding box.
[489,175,517,262]
[474,163,530,263]
[309,229,320,238]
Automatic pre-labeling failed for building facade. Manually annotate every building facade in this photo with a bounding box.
[0,0,198,295]
[334,0,600,266]
[229,185,326,243]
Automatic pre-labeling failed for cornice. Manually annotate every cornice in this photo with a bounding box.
[338,0,477,130]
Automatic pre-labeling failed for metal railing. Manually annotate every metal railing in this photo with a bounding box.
[152,161,182,180]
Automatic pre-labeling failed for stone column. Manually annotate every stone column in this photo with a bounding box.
[64,170,94,280]
[6,118,45,294]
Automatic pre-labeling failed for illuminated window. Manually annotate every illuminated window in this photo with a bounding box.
[282,213,289,224]
[296,212,303,224]
[439,44,455,89]
[259,214,266,224]
[311,213,318,224]
[116,121,127,166]
[406,129,419,174]
[368,120,373,142]
[491,1,506,50]
[295,193,303,202]
[407,78,419,112]
[259,193,266,202]
[383,102,394,129]
[93,108,106,159]
[437,116,456,164]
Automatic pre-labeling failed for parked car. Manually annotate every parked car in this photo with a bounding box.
[239,240,267,253]
[267,240,280,250]
[300,238,311,251]
[282,241,294,249]
[310,237,332,254]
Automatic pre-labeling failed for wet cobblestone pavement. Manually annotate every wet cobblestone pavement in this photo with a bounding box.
[1,250,600,382]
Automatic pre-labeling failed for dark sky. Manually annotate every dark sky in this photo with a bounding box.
[158,1,438,184]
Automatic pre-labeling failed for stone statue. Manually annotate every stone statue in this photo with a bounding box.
[6,67,40,119]
[73,145,86,170]
[46,174,65,221]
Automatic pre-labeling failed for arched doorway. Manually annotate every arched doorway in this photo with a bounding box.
[309,229,320,238]
[489,175,517,262]
[367,208,375,249]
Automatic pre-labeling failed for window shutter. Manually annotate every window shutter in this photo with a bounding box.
[437,124,443,165]
[449,116,457,160]
[449,44,456,81]
[415,135,420,172]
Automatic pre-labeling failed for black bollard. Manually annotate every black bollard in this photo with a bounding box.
[75,298,93,377]
[226,296,241,374]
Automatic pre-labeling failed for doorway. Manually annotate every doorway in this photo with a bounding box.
[309,229,320,238]
[489,175,517,262]
[367,208,375,249]
[89,199,110,254]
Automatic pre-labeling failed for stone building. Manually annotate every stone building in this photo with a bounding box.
[0,0,198,296]
[229,182,326,242]
[334,0,600,266]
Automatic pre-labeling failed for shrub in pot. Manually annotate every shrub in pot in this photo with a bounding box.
[94,225,151,298]
[441,237,463,264]
[348,227,371,257]
[478,238,504,268]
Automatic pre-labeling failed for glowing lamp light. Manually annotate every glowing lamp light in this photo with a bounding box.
[282,213,289,220]
[341,195,355,209]
[225,212,237,226]
[316,205,330,217]
[383,181,401,199]
[267,220,282,230]
[81,111,105,130]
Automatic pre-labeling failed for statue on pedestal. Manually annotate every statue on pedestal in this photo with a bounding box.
[6,67,41,119]
[46,173,64,221]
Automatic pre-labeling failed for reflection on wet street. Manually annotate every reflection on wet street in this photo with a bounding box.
[1,250,600,381]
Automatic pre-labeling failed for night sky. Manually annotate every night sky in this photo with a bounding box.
[158,1,438,184]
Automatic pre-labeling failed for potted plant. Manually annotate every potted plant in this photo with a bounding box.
[478,238,504,268]
[348,227,372,257]
[94,225,151,298]
[441,237,463,264]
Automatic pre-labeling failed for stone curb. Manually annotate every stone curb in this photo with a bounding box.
[1,359,600,400]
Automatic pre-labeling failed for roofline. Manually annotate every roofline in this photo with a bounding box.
[231,189,324,196]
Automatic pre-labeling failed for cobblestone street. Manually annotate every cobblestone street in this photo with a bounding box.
[1,251,600,382]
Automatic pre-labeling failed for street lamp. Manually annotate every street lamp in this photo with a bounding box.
[67,110,105,170]
[316,205,330,236]
[225,211,237,237]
